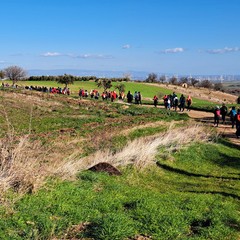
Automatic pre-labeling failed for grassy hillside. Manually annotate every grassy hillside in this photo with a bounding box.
[4,80,219,108]
[0,86,239,240]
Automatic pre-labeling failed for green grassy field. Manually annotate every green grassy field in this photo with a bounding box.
[0,83,239,239]
[4,80,219,109]
[1,140,239,239]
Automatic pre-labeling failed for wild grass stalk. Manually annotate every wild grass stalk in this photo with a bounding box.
[0,101,50,194]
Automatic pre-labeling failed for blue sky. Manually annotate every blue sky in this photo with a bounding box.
[1,0,240,75]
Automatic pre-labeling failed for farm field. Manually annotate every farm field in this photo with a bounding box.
[0,83,239,240]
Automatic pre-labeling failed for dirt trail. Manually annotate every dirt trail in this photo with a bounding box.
[182,109,240,147]
[138,99,239,146]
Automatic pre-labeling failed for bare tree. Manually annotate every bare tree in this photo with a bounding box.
[190,77,199,87]
[178,77,189,86]
[168,76,178,85]
[214,82,224,91]
[199,79,213,89]
[159,75,166,84]
[145,73,158,83]
[4,66,27,86]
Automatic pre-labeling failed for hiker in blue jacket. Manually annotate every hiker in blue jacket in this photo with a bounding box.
[228,106,237,128]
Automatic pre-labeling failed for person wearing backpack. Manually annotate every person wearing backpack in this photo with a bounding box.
[220,103,228,124]
[213,106,221,127]
[236,109,240,138]
[228,106,237,128]
[179,94,186,112]
[153,95,158,107]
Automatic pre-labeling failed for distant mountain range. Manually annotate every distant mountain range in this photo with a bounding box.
[28,69,240,81]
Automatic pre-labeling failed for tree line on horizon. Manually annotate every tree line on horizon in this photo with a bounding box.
[0,65,233,93]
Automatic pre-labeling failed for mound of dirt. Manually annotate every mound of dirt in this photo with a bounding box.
[88,162,122,175]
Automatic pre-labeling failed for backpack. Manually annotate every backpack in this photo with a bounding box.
[216,109,220,116]
[220,106,227,115]
[237,114,240,122]
[231,109,237,117]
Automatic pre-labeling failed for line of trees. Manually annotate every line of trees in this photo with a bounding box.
[144,73,225,90]
[28,75,130,82]
[0,65,131,89]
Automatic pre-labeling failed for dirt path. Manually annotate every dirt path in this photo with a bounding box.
[181,109,240,147]
[136,100,240,147]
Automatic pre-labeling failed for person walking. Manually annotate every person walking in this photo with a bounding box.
[153,95,158,107]
[228,106,237,128]
[213,106,221,127]
[220,103,228,124]
[127,91,133,103]
[179,94,186,112]
[236,109,240,138]
[173,96,178,111]
[186,95,192,111]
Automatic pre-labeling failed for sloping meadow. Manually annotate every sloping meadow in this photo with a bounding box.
[0,90,239,239]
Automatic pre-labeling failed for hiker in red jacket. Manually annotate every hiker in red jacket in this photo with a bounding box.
[153,95,158,107]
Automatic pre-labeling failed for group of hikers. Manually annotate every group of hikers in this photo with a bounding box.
[79,89,125,102]
[79,89,143,104]
[153,92,192,112]
[2,82,240,138]
[213,104,240,138]
[2,83,71,95]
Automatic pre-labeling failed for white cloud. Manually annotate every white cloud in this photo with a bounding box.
[75,54,114,59]
[40,52,114,59]
[122,44,131,49]
[159,47,185,54]
[41,52,62,57]
[206,47,240,54]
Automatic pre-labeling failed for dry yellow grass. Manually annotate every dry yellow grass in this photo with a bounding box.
[56,124,212,179]
[158,83,237,104]
[0,131,85,194]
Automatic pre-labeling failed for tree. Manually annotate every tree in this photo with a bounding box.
[96,78,112,92]
[145,73,158,83]
[168,76,178,85]
[115,83,126,94]
[179,77,189,85]
[199,79,213,89]
[214,82,224,91]
[0,70,5,79]
[159,75,166,84]
[190,77,199,87]
[56,74,74,88]
[3,66,27,85]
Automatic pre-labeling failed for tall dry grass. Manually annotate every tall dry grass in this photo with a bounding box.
[0,102,53,194]
[56,124,213,179]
